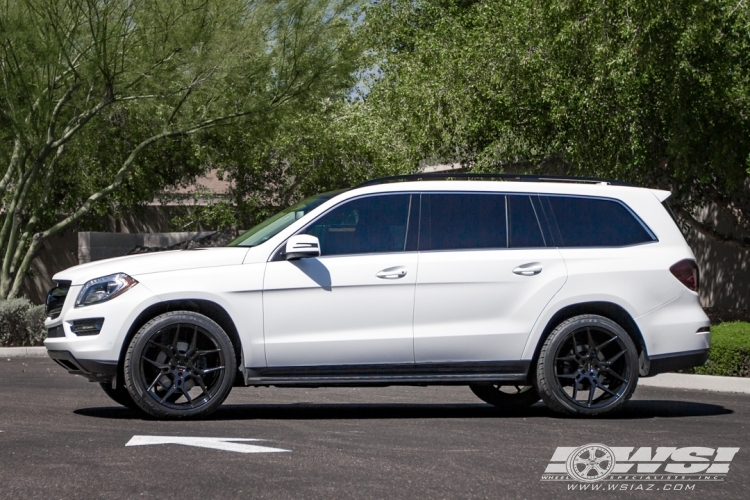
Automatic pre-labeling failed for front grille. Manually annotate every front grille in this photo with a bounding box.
[70,318,105,336]
[47,325,65,338]
[46,281,71,319]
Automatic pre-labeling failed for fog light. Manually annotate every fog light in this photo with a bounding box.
[70,318,105,336]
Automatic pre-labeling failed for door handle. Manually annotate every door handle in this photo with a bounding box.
[513,262,543,276]
[376,266,407,279]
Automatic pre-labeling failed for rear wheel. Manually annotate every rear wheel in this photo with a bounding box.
[469,383,540,409]
[124,311,236,419]
[535,314,638,417]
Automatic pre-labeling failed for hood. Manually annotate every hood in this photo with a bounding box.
[53,247,250,286]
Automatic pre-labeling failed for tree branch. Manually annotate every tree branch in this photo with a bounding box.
[674,206,750,251]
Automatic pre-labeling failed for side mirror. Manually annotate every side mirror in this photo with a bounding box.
[285,234,321,260]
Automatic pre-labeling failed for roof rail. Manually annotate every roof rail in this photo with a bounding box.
[355,173,633,188]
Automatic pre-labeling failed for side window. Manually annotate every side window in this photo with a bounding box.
[545,196,655,247]
[508,195,546,248]
[302,194,413,256]
[420,193,507,251]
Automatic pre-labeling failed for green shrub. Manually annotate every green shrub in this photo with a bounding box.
[693,322,750,377]
[0,298,47,347]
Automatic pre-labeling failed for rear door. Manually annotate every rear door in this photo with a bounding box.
[413,193,567,363]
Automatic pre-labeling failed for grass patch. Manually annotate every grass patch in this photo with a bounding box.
[693,322,750,377]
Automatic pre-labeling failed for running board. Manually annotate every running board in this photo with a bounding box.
[243,361,531,387]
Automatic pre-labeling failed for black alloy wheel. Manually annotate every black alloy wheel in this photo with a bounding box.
[469,383,540,409]
[535,314,639,416]
[124,311,236,419]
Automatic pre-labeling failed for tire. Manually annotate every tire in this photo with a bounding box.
[535,314,639,417]
[124,311,236,419]
[99,381,138,410]
[469,384,540,409]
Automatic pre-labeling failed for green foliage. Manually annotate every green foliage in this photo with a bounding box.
[0,298,46,347]
[364,0,750,245]
[192,97,419,229]
[694,322,750,377]
[0,0,367,298]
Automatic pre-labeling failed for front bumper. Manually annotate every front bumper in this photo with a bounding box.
[47,349,117,383]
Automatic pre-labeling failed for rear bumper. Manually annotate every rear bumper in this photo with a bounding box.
[644,348,709,377]
[47,349,117,383]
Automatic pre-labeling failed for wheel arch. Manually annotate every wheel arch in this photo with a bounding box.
[529,301,647,375]
[116,299,244,386]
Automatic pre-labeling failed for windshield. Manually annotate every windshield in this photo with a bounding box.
[227,190,345,247]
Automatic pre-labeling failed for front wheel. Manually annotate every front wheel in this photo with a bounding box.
[535,315,639,417]
[124,311,236,419]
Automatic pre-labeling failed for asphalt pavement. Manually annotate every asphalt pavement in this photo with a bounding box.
[1,357,748,499]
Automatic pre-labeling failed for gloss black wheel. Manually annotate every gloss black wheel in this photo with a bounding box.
[124,311,236,419]
[469,384,540,409]
[535,315,638,416]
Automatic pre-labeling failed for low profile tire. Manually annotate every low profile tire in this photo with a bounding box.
[535,315,639,417]
[469,384,540,409]
[124,311,236,419]
[99,381,138,410]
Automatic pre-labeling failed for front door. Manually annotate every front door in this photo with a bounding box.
[263,193,418,367]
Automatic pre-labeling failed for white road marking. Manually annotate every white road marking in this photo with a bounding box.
[125,435,290,454]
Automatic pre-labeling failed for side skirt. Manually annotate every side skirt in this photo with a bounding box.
[244,361,531,387]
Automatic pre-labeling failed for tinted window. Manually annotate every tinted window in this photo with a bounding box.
[545,196,655,247]
[303,194,412,255]
[420,193,507,250]
[508,195,546,248]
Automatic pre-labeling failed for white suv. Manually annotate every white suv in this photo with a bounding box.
[44,174,710,418]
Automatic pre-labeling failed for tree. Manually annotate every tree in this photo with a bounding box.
[364,0,750,247]
[0,0,362,299]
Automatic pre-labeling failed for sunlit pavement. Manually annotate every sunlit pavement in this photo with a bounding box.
[1,357,747,499]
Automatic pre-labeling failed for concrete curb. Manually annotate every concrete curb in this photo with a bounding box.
[0,346,48,358]
[638,373,750,394]
[1,347,750,395]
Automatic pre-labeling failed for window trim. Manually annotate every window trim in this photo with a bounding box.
[541,193,659,248]
[270,192,419,261]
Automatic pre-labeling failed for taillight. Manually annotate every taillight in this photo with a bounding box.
[670,259,699,292]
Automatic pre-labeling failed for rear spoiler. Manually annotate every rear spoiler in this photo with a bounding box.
[649,189,671,202]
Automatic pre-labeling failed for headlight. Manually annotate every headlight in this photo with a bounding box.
[75,273,138,307]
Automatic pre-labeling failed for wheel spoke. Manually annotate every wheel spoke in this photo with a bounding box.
[180,387,194,407]
[202,366,225,375]
[192,349,221,360]
[587,383,597,405]
[147,372,164,392]
[603,350,625,365]
[194,374,209,396]
[572,379,579,399]
[148,340,172,357]
[159,385,177,404]
[172,324,181,350]
[602,367,627,383]
[556,354,577,362]
[595,380,618,397]
[586,328,595,356]
[598,336,617,350]
[143,357,169,370]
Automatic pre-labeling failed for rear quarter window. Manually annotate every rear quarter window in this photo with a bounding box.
[544,196,656,247]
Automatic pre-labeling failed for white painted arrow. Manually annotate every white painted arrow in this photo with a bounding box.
[125,435,290,454]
